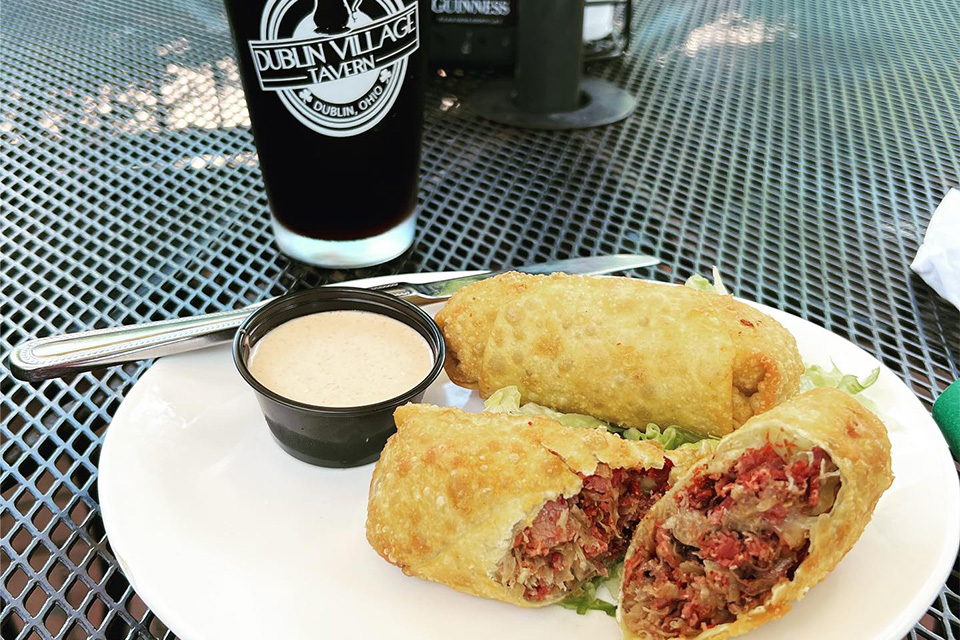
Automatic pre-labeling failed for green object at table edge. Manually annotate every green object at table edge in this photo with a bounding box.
[932,379,960,460]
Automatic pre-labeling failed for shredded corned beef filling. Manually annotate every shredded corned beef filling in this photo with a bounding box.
[621,444,840,638]
[495,460,674,602]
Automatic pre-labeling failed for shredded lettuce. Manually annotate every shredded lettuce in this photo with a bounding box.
[684,266,728,294]
[483,386,524,413]
[558,563,622,617]
[684,274,714,292]
[802,362,880,410]
[803,363,880,394]
[603,560,625,599]
[484,386,609,430]
[484,386,708,450]
[616,423,705,449]
[711,266,729,295]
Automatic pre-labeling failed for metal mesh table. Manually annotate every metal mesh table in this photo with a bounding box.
[2,0,958,637]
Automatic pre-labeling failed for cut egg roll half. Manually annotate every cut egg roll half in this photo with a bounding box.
[618,388,893,640]
[366,405,700,607]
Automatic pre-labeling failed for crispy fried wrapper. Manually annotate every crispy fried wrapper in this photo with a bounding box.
[434,273,804,437]
[618,388,893,640]
[365,405,696,607]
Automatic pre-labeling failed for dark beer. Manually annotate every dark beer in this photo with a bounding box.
[223,0,424,266]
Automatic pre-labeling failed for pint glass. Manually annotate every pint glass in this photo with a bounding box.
[224,0,424,267]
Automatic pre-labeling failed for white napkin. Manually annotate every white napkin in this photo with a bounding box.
[910,189,960,310]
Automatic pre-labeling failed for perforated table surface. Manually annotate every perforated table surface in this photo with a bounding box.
[2,0,959,638]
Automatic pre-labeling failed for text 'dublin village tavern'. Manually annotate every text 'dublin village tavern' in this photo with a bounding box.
[250,4,418,91]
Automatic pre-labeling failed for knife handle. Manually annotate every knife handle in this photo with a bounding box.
[7,284,444,383]
[7,303,268,382]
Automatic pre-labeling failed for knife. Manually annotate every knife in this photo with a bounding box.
[9,254,658,382]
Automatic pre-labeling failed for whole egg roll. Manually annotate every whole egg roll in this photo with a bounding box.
[366,404,699,607]
[434,273,804,437]
[618,388,893,640]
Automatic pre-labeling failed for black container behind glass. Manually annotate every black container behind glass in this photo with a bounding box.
[223,0,425,267]
[428,0,516,69]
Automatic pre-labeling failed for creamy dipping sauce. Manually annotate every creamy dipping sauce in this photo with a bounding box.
[247,310,434,407]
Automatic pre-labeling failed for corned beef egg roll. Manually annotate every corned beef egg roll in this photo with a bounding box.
[618,388,892,640]
[366,404,695,607]
[434,273,804,438]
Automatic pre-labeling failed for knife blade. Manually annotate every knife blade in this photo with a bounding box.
[8,254,659,381]
[368,253,660,303]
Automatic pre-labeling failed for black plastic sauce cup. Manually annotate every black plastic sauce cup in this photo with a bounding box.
[233,287,445,467]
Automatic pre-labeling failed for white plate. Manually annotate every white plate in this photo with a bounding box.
[99,272,959,640]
